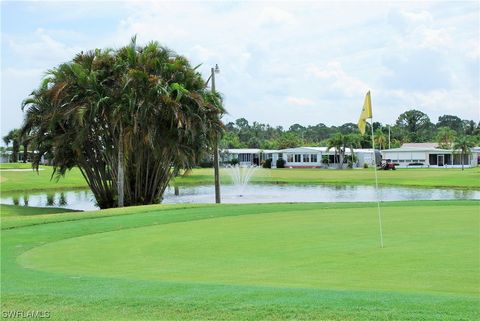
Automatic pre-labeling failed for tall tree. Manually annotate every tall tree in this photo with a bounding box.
[436,115,464,133]
[436,127,456,149]
[326,133,354,169]
[346,133,362,166]
[2,129,21,162]
[395,109,433,142]
[277,132,303,149]
[22,38,224,208]
[463,120,479,136]
[452,136,475,171]
[374,128,387,150]
[338,122,358,134]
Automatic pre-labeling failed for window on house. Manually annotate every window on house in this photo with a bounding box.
[311,154,317,162]
[303,154,310,162]
[287,154,294,162]
[295,154,301,162]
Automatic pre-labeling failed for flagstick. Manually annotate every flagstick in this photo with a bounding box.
[370,120,384,248]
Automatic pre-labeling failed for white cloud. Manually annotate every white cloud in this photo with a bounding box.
[5,29,82,67]
[464,39,480,60]
[286,96,315,107]
[400,10,433,25]
[1,67,46,135]
[379,88,479,122]
[307,62,370,97]
[258,6,296,27]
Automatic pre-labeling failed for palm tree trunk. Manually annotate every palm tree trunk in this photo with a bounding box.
[118,126,124,207]
[23,143,28,163]
[461,151,464,171]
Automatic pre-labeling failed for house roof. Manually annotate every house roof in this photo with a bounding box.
[223,147,381,154]
[383,147,452,153]
[278,147,377,154]
[223,148,281,154]
[223,149,262,154]
[401,142,439,148]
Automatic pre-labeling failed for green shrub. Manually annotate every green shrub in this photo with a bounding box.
[276,158,286,168]
[199,161,213,168]
[363,163,369,168]
[263,158,272,169]
[230,158,239,166]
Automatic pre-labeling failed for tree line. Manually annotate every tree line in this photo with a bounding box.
[221,110,480,150]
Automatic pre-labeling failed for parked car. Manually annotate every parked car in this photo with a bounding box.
[381,159,396,170]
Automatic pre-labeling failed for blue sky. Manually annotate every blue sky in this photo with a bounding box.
[1,1,479,141]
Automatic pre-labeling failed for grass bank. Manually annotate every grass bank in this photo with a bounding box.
[1,201,479,320]
[1,165,478,194]
[0,166,87,193]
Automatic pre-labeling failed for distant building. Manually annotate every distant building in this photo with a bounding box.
[222,147,380,168]
[381,143,480,168]
[0,150,48,164]
[222,149,278,166]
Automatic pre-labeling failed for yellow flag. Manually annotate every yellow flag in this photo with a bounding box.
[358,91,372,135]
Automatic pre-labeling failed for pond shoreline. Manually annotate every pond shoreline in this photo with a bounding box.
[2,184,479,212]
[2,179,480,195]
[2,167,479,193]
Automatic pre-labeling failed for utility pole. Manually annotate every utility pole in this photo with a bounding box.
[388,125,391,149]
[209,65,221,204]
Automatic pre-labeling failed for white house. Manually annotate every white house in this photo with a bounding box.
[275,147,378,168]
[222,149,279,166]
[381,143,479,168]
[222,147,379,168]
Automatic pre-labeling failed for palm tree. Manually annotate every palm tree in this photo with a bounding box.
[327,133,355,169]
[2,129,20,162]
[346,133,362,167]
[452,136,475,171]
[436,126,456,149]
[374,128,387,150]
[22,38,224,208]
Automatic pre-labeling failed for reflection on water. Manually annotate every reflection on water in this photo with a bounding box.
[46,194,55,206]
[1,189,98,211]
[1,184,479,211]
[162,184,480,205]
[59,193,67,206]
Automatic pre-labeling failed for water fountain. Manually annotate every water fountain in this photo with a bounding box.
[226,165,258,197]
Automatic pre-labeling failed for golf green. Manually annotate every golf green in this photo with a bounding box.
[3,201,479,320]
[19,204,478,295]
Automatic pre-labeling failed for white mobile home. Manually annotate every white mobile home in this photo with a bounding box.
[275,147,378,168]
[382,143,479,168]
[222,149,279,166]
[222,147,379,168]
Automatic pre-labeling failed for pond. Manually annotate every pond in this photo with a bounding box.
[1,184,479,211]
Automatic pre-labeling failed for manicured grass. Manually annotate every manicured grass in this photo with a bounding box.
[1,165,478,194]
[175,167,480,189]
[2,201,479,320]
[0,163,36,169]
[0,204,79,217]
[0,165,88,192]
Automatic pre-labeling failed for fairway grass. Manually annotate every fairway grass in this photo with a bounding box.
[0,166,87,192]
[1,165,478,194]
[2,201,479,320]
